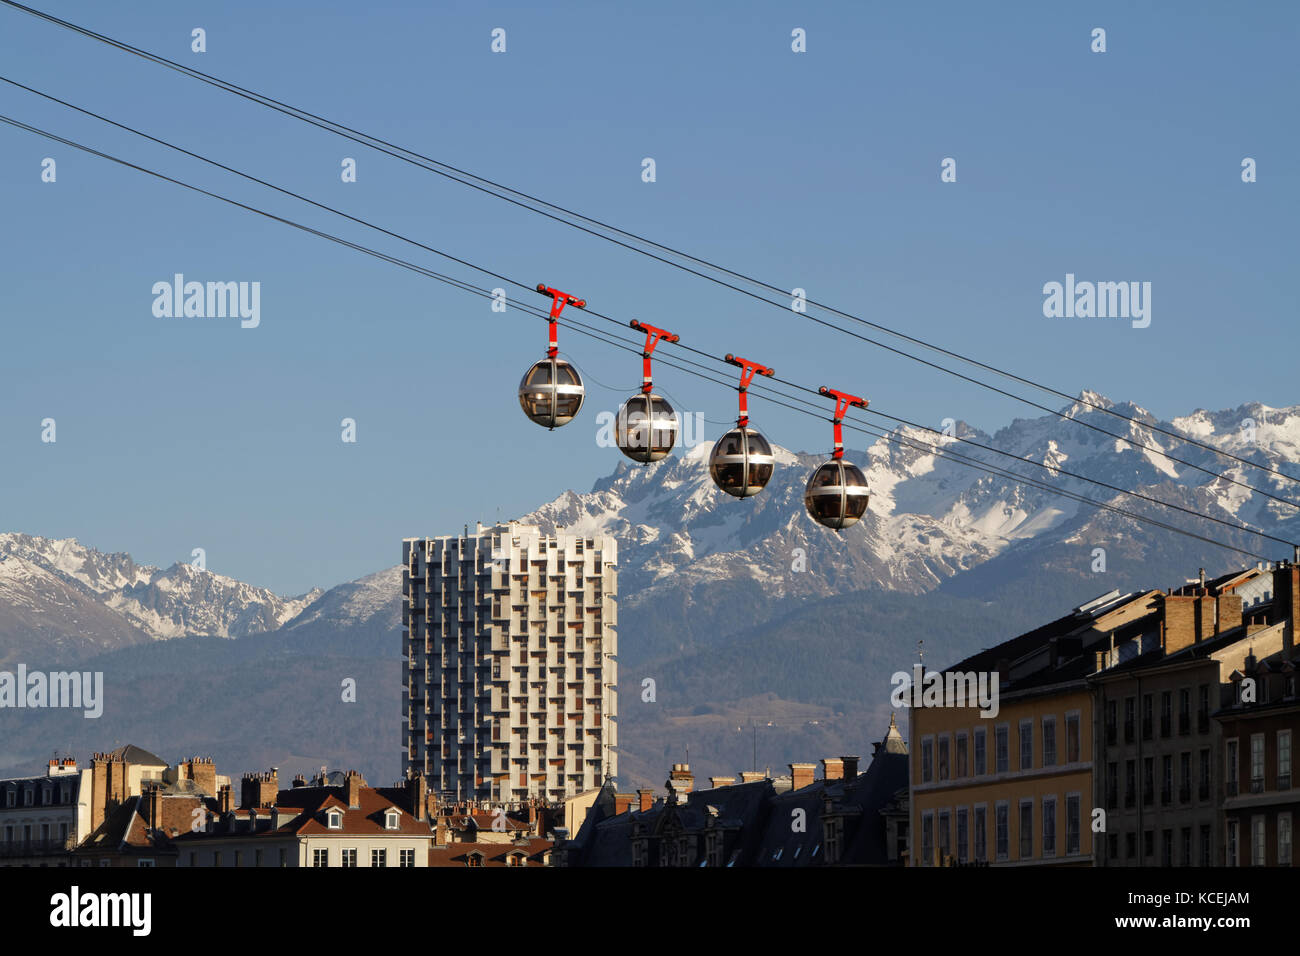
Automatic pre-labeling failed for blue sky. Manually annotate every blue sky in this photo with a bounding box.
[0,0,1295,595]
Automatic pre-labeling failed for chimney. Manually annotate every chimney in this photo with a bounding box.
[1199,567,1207,588]
[271,806,284,831]
[841,756,860,780]
[217,784,233,814]
[637,788,654,813]
[739,771,765,784]
[1162,593,1197,655]
[1273,564,1300,650]
[407,774,428,822]
[667,764,694,801]
[1194,594,1217,642]
[821,758,844,782]
[183,757,218,797]
[709,776,736,789]
[292,774,307,788]
[248,807,258,833]
[344,770,365,808]
[789,763,816,791]
[614,794,634,815]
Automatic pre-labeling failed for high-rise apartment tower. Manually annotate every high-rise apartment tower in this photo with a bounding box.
[402,522,618,804]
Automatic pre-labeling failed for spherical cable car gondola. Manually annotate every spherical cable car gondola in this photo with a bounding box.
[804,386,871,530]
[615,320,681,463]
[518,284,587,429]
[709,354,777,498]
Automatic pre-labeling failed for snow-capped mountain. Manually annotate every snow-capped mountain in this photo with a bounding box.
[3,392,1298,668]
[0,533,321,662]
[520,392,1300,619]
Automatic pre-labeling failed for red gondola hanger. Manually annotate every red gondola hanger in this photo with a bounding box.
[615,320,681,463]
[805,385,872,530]
[517,283,587,429]
[708,355,778,499]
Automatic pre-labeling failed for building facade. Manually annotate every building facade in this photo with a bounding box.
[403,521,618,805]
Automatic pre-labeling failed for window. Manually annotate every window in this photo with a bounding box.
[1066,712,1081,762]
[956,733,968,778]
[1105,699,1117,745]
[400,848,415,867]
[937,810,950,863]
[1124,696,1135,743]
[1019,719,1033,771]
[1042,716,1057,767]
[1125,759,1136,808]
[1161,755,1173,806]
[1179,688,1191,735]
[995,802,1009,861]
[1019,800,1033,859]
[1142,694,1153,740]
[973,805,987,862]
[1160,691,1172,737]
[995,725,1009,774]
[1125,832,1136,860]
[1065,794,1081,855]
[384,809,400,830]
[1252,817,1266,866]
[1106,762,1118,809]
[233,850,242,867]
[1179,752,1191,803]
[956,807,969,863]
[937,736,950,781]
[1280,814,1293,866]
[1143,757,1154,806]
[342,848,357,867]
[973,728,986,776]
[1143,830,1154,859]
[137,859,155,868]
[1198,684,1210,733]
[1200,825,1212,867]
[327,810,342,829]
[920,812,934,867]
[1279,731,1292,789]
[279,849,288,868]
[372,848,387,868]
[921,737,933,784]
[1199,748,1211,800]
[313,848,328,867]
[1226,820,1239,867]
[1042,796,1057,858]
[1161,829,1172,867]
[1226,739,1239,796]
[1251,735,1265,793]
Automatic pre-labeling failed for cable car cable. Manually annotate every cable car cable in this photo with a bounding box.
[0,109,1281,561]
[1,1,1287,491]
[4,69,1292,512]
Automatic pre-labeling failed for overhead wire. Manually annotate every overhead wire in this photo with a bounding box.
[2,0,1293,499]
[0,108,1279,562]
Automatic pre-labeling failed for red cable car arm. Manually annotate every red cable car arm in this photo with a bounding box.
[818,386,869,459]
[630,320,679,393]
[725,354,774,428]
[536,283,586,358]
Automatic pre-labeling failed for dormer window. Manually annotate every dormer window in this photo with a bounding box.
[327,810,343,829]
[384,809,400,830]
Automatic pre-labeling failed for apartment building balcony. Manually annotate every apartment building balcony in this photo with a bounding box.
[1251,777,1265,795]
[1279,773,1292,791]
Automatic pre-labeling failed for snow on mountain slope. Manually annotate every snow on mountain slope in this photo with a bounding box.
[4,392,1299,663]
[0,533,320,643]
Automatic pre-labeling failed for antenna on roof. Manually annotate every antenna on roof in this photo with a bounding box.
[918,639,924,668]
